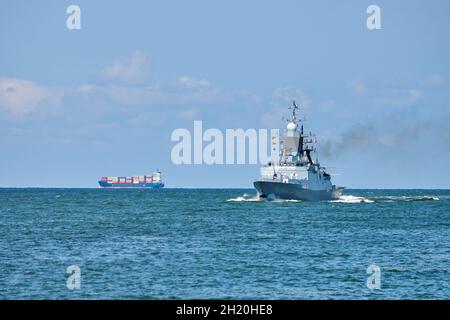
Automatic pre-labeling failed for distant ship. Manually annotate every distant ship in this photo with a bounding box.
[98,171,164,188]
[253,101,344,201]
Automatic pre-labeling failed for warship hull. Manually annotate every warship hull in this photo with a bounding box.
[254,180,343,201]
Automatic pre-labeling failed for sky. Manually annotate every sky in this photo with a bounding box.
[1,0,449,188]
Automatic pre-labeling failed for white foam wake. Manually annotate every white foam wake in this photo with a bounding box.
[227,193,302,202]
[381,195,440,202]
[226,193,262,202]
[266,194,301,202]
[331,195,374,203]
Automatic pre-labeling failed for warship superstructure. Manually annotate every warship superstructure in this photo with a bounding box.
[254,101,344,201]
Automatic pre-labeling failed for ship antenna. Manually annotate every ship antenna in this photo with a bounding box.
[291,100,299,123]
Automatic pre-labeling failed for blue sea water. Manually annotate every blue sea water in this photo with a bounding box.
[0,188,449,299]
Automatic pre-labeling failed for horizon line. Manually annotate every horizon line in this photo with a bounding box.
[1,187,450,190]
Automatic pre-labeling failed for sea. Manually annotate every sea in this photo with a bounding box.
[0,188,449,299]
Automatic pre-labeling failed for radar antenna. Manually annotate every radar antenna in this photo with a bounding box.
[288,100,300,123]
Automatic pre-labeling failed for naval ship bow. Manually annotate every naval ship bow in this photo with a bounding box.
[253,101,344,201]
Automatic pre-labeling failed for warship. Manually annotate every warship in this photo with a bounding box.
[254,101,344,201]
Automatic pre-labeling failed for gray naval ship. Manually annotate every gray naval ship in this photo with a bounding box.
[254,101,344,201]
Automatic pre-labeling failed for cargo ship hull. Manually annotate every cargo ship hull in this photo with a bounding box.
[98,181,164,188]
[98,171,164,188]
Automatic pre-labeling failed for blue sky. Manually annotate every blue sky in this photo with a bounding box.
[1,0,449,188]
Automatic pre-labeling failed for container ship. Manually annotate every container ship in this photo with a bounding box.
[98,171,164,188]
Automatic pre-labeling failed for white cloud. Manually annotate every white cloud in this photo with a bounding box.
[378,133,397,147]
[76,84,96,96]
[0,72,250,123]
[374,89,423,107]
[259,87,310,127]
[0,78,62,117]
[76,84,225,108]
[176,109,198,121]
[178,75,210,88]
[100,50,149,84]
[347,80,367,96]
[317,100,337,112]
[260,107,285,127]
[426,73,445,86]
[272,86,311,108]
